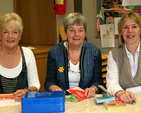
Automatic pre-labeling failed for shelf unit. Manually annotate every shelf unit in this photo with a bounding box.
[101,53,108,85]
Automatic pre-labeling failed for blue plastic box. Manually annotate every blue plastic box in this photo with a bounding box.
[22,91,65,113]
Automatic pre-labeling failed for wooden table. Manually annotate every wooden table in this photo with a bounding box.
[0,93,141,113]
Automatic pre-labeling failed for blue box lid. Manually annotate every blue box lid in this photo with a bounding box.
[22,91,65,113]
[22,91,66,104]
[23,91,65,98]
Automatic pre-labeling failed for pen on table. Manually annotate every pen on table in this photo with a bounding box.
[132,101,135,105]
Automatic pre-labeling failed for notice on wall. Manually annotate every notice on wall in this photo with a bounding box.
[114,17,121,35]
[100,24,115,48]
[122,0,141,6]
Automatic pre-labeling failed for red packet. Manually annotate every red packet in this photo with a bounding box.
[103,99,127,110]
[105,99,126,106]
[0,93,18,101]
[67,86,87,102]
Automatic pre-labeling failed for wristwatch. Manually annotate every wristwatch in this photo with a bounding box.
[27,88,32,92]
[91,86,98,93]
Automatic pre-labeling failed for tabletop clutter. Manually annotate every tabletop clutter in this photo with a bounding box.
[21,85,129,112]
[65,85,127,111]
[94,85,127,110]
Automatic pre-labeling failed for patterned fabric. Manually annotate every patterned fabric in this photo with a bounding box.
[1,76,18,93]
[0,46,28,94]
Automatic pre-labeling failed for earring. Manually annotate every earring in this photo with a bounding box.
[19,38,21,40]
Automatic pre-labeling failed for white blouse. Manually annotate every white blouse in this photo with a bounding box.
[0,47,40,90]
[106,44,141,96]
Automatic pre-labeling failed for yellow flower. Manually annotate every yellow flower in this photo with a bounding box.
[58,67,64,73]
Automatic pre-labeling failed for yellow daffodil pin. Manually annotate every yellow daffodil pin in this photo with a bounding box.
[58,67,64,73]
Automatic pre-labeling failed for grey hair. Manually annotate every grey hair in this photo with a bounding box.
[0,12,23,35]
[63,12,87,33]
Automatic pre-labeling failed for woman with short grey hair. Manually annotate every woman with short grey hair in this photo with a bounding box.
[45,12,103,98]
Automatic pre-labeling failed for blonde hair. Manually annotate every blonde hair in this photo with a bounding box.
[0,12,23,35]
[118,11,141,47]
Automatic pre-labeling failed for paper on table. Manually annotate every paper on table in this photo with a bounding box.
[126,86,141,93]
[0,94,18,102]
[94,94,115,104]
[0,93,18,99]
[25,46,36,49]
[66,86,87,102]
[94,85,116,104]
[98,85,111,96]
[0,94,20,107]
[0,101,20,107]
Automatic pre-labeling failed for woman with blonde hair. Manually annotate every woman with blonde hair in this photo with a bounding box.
[0,12,40,101]
[106,11,141,104]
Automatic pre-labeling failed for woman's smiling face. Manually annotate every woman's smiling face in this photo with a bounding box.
[0,20,21,49]
[121,17,141,46]
[66,23,86,47]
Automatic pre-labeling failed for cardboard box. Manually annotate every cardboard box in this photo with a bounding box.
[22,91,65,113]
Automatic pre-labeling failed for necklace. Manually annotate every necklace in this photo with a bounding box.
[67,42,80,61]
[69,55,80,61]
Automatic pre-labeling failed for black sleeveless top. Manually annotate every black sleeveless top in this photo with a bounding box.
[0,46,28,94]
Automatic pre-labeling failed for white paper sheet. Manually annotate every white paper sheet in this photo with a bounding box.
[114,17,121,35]
[25,46,36,49]
[100,24,115,48]
[0,101,20,107]
[0,93,20,107]
[122,0,141,6]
